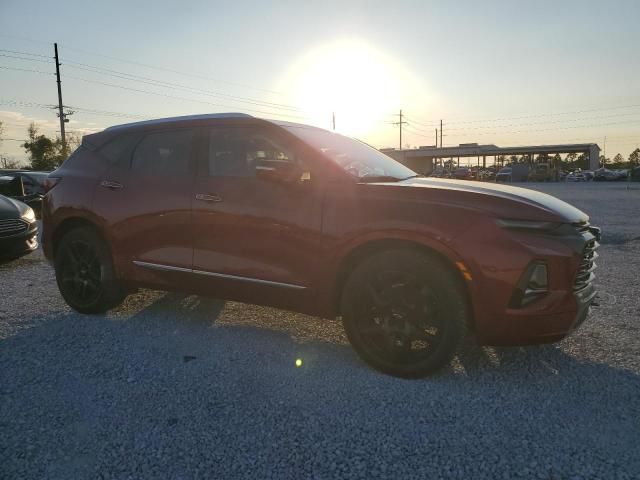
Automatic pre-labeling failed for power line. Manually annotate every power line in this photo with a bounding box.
[61,60,304,112]
[442,110,640,132]
[62,73,309,120]
[0,53,52,64]
[406,103,640,129]
[0,47,309,114]
[59,43,286,97]
[441,118,640,137]
[0,34,286,97]
[0,65,54,75]
[0,48,51,59]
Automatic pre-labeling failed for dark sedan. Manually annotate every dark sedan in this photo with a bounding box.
[0,171,49,217]
[0,194,38,262]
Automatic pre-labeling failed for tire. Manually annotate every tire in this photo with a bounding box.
[54,227,126,314]
[341,249,467,378]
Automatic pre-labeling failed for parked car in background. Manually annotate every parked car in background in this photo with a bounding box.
[453,167,473,180]
[0,194,38,262]
[566,171,586,182]
[0,171,50,195]
[0,171,49,217]
[477,169,495,181]
[43,113,601,378]
[581,170,595,181]
[593,168,628,182]
[495,167,512,182]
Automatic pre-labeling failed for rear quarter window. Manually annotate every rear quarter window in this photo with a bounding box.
[132,129,194,176]
[98,133,143,165]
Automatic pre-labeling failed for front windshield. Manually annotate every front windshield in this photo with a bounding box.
[283,124,417,181]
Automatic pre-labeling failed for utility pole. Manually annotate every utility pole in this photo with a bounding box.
[54,43,66,147]
[440,119,443,149]
[435,128,438,148]
[332,112,336,131]
[392,109,408,150]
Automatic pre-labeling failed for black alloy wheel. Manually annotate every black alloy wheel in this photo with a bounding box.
[342,249,467,378]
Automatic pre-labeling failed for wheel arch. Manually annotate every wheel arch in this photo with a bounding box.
[332,237,475,329]
[52,216,109,260]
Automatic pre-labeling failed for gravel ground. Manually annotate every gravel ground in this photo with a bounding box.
[1,182,639,479]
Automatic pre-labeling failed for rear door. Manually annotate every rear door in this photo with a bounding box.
[92,128,198,284]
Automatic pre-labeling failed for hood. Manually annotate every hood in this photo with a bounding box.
[0,194,27,218]
[377,177,589,224]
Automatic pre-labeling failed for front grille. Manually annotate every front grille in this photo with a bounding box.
[0,218,28,238]
[574,223,601,292]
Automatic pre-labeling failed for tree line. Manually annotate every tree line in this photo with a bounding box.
[492,150,639,170]
[1,119,639,172]
[0,121,80,171]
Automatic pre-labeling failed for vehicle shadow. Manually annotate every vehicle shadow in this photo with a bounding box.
[1,291,639,478]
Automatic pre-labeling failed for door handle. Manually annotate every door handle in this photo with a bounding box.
[195,193,222,202]
[100,180,123,190]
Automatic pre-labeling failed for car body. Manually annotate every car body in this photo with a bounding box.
[495,167,512,182]
[476,169,495,181]
[0,194,38,261]
[0,170,49,217]
[566,171,586,182]
[593,168,627,182]
[581,170,595,181]
[453,167,473,180]
[42,114,600,376]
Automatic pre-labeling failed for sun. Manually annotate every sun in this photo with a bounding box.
[280,40,415,138]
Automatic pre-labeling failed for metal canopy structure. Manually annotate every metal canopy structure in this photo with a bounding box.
[382,142,600,175]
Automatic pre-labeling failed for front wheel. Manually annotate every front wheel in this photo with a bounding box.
[54,227,126,314]
[341,249,467,378]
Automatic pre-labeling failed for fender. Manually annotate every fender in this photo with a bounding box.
[312,228,470,318]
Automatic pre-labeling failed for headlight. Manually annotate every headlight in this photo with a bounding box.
[21,208,36,223]
[496,219,560,231]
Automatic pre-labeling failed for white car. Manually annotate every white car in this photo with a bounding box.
[566,171,586,182]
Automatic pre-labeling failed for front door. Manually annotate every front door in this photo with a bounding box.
[191,126,324,309]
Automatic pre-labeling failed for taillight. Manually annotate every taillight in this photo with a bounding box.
[43,176,61,193]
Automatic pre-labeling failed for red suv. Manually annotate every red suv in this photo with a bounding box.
[43,114,600,377]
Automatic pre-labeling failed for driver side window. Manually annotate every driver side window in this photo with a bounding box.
[207,129,307,180]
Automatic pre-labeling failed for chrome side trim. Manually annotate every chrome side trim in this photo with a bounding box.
[191,268,306,290]
[132,261,306,290]
[133,260,191,274]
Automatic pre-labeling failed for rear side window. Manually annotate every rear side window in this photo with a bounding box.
[98,133,142,165]
[132,129,194,176]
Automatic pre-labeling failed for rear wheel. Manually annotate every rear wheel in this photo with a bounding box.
[341,249,467,378]
[54,227,126,314]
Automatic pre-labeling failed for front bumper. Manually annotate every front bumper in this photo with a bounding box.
[0,222,38,260]
[463,222,601,346]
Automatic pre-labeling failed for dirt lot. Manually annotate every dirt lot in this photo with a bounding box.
[1,182,639,479]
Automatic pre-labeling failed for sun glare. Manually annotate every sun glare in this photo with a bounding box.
[281,40,427,140]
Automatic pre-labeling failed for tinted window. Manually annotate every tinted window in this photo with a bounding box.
[99,133,143,165]
[132,130,194,176]
[207,129,294,177]
[282,124,415,181]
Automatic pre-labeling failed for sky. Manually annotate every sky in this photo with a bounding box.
[1,0,639,164]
